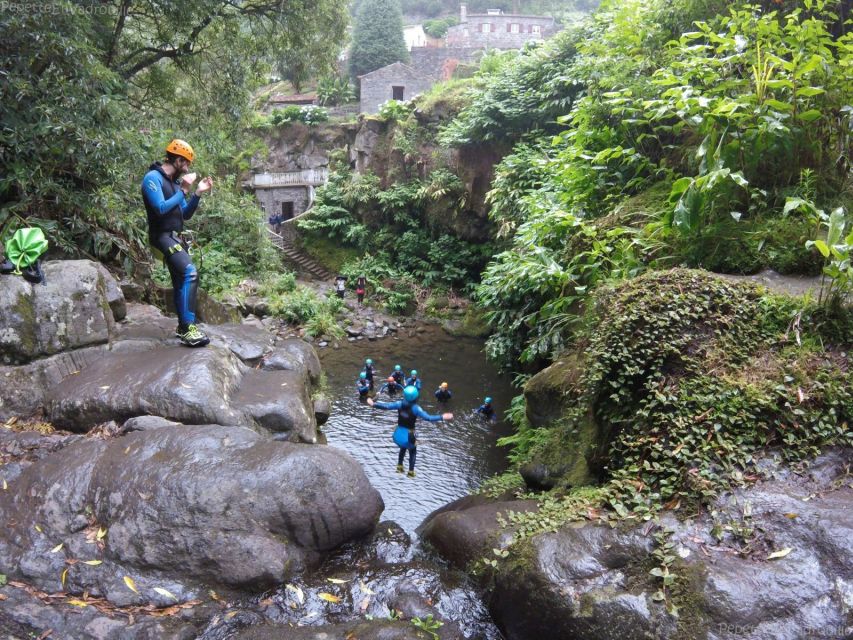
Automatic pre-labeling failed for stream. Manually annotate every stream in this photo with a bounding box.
[318,324,518,535]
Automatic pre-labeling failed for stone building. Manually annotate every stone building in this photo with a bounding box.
[358,61,437,116]
[358,4,558,114]
[446,3,558,49]
[358,48,479,115]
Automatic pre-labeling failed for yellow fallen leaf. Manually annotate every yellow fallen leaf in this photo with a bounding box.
[124,576,139,593]
[99,386,110,390]
[154,587,178,601]
[359,581,375,595]
[82,560,102,566]
[67,599,90,608]
[96,527,107,540]
[225,611,238,619]
[318,593,341,604]
[51,543,64,553]
[124,446,130,454]
[783,513,798,519]
[767,548,793,560]
[327,578,349,584]
[61,568,68,588]
[2,479,7,490]
[34,524,42,533]
[286,583,304,604]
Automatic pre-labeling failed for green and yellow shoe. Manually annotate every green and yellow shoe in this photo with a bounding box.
[406,470,416,478]
[396,465,404,474]
[177,323,210,348]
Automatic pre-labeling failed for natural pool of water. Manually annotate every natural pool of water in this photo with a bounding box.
[318,324,517,534]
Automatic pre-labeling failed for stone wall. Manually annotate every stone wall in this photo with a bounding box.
[409,46,478,80]
[254,186,312,219]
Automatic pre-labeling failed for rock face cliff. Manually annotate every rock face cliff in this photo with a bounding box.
[255,116,504,243]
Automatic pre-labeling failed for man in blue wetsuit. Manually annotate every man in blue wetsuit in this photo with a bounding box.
[141,139,213,347]
[391,364,405,385]
[476,396,497,422]
[405,369,422,390]
[363,358,376,390]
[378,376,403,397]
[368,386,452,477]
[356,371,371,398]
[434,381,452,402]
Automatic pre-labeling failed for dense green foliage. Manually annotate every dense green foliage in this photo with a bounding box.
[1,0,347,283]
[483,270,852,556]
[317,76,358,107]
[349,0,409,78]
[450,0,853,367]
[298,165,490,309]
[423,15,459,38]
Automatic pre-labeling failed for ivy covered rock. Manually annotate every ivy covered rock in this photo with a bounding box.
[423,449,852,640]
[513,269,852,502]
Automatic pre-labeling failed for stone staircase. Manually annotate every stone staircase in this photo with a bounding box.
[267,228,334,280]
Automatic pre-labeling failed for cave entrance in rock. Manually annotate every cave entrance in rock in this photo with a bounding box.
[281,201,294,220]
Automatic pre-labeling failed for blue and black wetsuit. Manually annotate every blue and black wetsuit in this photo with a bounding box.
[356,377,371,398]
[373,399,443,472]
[141,162,201,327]
[435,387,452,402]
[391,370,405,385]
[363,363,376,390]
[476,403,496,421]
[405,376,422,390]
[378,380,403,396]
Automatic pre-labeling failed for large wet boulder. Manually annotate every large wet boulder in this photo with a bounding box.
[262,338,322,385]
[421,449,853,640]
[0,260,123,365]
[0,425,384,604]
[38,343,317,440]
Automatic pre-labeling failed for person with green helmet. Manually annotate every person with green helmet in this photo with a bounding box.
[391,364,405,386]
[368,385,452,477]
[363,357,376,390]
[476,396,497,422]
[356,371,370,398]
[405,369,422,390]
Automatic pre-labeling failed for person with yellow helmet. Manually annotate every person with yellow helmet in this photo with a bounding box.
[434,381,452,402]
[141,139,213,347]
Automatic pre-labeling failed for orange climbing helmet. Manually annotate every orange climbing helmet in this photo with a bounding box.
[166,139,195,163]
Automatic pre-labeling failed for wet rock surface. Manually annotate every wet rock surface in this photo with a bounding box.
[421,448,853,640]
[0,260,118,365]
[0,426,383,601]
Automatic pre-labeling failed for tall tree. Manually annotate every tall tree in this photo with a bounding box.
[0,0,348,265]
[349,0,409,78]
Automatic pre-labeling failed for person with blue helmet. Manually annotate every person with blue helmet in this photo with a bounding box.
[378,376,403,397]
[368,385,452,477]
[142,140,214,347]
[363,358,376,390]
[405,369,422,390]
[391,364,405,385]
[476,396,496,421]
[356,371,370,398]
[434,381,452,402]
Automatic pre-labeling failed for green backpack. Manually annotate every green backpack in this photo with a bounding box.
[2,227,49,283]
